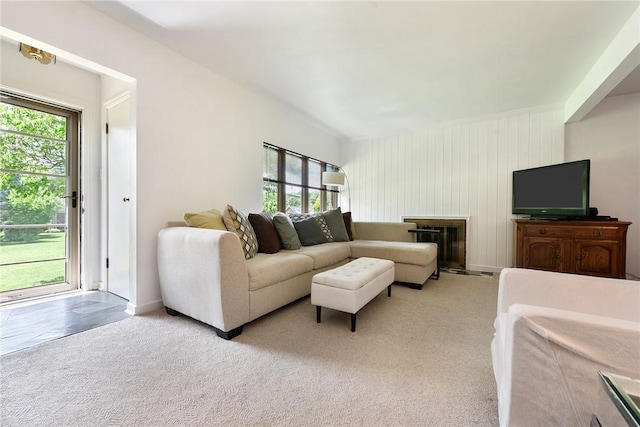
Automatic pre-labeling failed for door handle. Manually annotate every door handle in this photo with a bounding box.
[61,191,77,208]
[123,197,130,202]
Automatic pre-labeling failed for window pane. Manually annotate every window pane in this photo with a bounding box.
[0,173,65,226]
[0,133,66,175]
[309,160,321,188]
[308,189,321,213]
[325,191,339,211]
[262,181,278,213]
[285,185,302,214]
[0,103,67,140]
[263,145,278,180]
[285,153,302,184]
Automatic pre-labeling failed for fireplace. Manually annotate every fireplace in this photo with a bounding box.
[403,217,467,270]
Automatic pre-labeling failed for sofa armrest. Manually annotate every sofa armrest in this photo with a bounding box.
[353,221,417,242]
[497,304,640,427]
[157,227,250,332]
[497,268,640,322]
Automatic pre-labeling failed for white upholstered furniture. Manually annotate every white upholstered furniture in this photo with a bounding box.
[157,221,437,339]
[491,268,640,427]
[311,257,395,332]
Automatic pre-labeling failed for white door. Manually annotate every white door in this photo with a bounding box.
[106,95,131,300]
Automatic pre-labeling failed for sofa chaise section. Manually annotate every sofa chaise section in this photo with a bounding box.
[351,222,438,287]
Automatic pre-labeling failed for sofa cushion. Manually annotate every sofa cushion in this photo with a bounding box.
[323,208,349,242]
[183,209,226,230]
[248,212,282,254]
[273,212,301,250]
[292,242,351,269]
[223,204,258,259]
[246,252,314,291]
[349,240,436,266]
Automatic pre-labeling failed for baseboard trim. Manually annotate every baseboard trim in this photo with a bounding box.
[125,299,164,316]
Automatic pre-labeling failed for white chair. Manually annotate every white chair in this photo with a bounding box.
[491,268,640,427]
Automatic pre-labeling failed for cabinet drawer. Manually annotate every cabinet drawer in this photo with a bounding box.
[521,224,621,239]
[521,225,573,238]
[570,227,621,239]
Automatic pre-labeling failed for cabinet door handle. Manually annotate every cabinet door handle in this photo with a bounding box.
[539,228,546,235]
[555,252,561,260]
[594,229,602,237]
[575,254,582,263]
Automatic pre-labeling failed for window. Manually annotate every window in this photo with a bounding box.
[262,143,339,214]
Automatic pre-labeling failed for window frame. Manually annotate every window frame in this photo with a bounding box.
[263,143,339,214]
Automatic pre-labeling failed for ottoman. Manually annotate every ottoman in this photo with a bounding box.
[311,257,395,332]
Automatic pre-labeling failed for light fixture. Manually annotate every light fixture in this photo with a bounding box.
[321,171,345,186]
[322,169,351,211]
[19,43,56,65]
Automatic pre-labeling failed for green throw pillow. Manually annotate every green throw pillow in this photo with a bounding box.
[273,213,301,250]
[322,207,349,242]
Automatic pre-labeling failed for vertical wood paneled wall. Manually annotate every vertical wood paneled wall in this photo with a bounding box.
[342,106,565,271]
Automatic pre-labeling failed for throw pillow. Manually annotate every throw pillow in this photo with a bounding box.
[272,212,301,250]
[289,213,334,242]
[222,204,258,259]
[322,207,349,242]
[293,216,328,246]
[248,212,282,254]
[183,209,226,230]
[288,212,313,222]
[342,211,357,241]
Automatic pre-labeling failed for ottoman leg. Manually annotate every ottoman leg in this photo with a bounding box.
[388,284,392,297]
[316,306,322,323]
[351,313,357,332]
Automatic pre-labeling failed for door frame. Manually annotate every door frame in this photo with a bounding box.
[0,91,81,302]
[102,92,136,310]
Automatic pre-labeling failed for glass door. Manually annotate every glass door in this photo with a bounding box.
[0,93,80,302]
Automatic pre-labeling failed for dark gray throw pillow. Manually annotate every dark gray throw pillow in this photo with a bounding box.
[322,207,350,242]
[293,217,328,246]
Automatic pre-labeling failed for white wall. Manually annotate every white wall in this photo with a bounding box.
[343,106,565,271]
[565,93,640,278]
[0,39,103,290]
[1,1,343,313]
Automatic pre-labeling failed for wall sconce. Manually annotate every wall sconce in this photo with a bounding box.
[19,43,56,65]
[322,169,351,211]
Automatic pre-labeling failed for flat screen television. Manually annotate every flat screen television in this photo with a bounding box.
[512,159,590,218]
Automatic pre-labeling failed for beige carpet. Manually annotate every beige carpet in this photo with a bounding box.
[1,272,500,426]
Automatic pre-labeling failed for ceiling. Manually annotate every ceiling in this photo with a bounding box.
[87,1,639,139]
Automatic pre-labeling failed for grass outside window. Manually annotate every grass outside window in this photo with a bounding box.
[0,232,66,292]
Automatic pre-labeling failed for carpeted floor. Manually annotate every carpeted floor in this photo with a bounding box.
[0,272,500,426]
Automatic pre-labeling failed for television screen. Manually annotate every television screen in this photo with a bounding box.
[512,160,590,217]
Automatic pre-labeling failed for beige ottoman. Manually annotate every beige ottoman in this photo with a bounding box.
[311,257,395,332]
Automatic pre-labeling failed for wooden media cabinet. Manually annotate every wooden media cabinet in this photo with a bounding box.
[514,219,631,279]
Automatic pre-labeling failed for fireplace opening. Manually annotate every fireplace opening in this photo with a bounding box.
[403,217,467,270]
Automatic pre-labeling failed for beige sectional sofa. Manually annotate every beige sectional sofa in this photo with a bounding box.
[157,221,438,339]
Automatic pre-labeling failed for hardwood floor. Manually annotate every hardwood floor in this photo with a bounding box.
[0,291,130,355]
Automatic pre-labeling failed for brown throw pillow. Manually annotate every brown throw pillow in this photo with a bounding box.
[342,211,357,241]
[248,212,282,254]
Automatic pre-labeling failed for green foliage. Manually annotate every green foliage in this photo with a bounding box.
[262,182,278,213]
[311,193,322,212]
[1,103,66,242]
